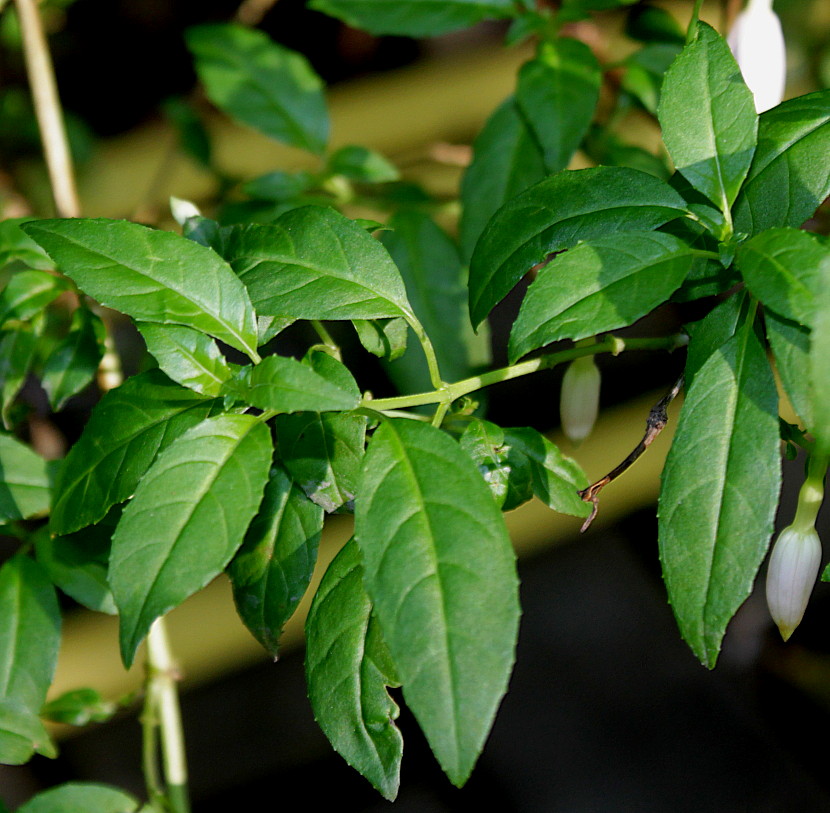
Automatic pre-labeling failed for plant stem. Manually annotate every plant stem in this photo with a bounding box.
[403,311,446,392]
[145,618,191,813]
[14,0,80,218]
[687,0,706,42]
[311,320,342,361]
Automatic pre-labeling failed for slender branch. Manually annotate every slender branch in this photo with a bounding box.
[311,320,342,361]
[403,311,446,392]
[14,0,80,218]
[687,0,706,42]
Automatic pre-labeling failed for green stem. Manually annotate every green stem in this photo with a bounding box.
[793,453,828,532]
[403,311,446,392]
[311,320,342,361]
[687,0,706,42]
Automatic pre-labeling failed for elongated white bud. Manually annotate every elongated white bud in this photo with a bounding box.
[728,0,786,113]
[765,525,822,641]
[560,356,600,443]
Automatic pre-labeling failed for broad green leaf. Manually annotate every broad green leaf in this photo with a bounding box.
[0,270,66,326]
[275,411,366,513]
[658,22,757,214]
[0,434,50,522]
[138,323,232,397]
[737,228,829,327]
[0,325,38,428]
[684,291,750,387]
[620,43,682,115]
[50,370,222,535]
[459,97,546,263]
[459,419,533,511]
[468,166,688,327]
[41,688,117,726]
[186,24,328,154]
[223,207,412,321]
[305,538,402,800]
[809,276,830,456]
[0,219,52,271]
[0,555,61,713]
[767,312,811,428]
[352,317,408,361]
[110,414,273,666]
[658,322,780,667]
[0,698,56,765]
[225,354,359,414]
[516,38,601,174]
[309,0,514,37]
[327,145,399,183]
[41,308,106,411]
[502,427,591,517]
[355,419,520,786]
[509,231,696,361]
[733,90,830,236]
[17,783,139,813]
[22,219,259,360]
[229,465,323,657]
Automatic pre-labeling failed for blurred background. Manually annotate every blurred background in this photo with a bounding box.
[2,0,830,810]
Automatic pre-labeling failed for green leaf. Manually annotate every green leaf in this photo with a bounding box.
[0,324,38,428]
[733,90,830,236]
[459,97,547,263]
[352,317,408,361]
[0,698,56,765]
[229,465,323,657]
[275,411,366,513]
[625,5,685,45]
[0,434,50,522]
[0,219,53,271]
[657,22,757,214]
[243,170,315,202]
[17,783,139,813]
[502,427,591,517]
[355,419,520,786]
[582,124,670,180]
[110,414,273,667]
[138,323,232,397]
[737,228,829,326]
[186,24,328,154]
[309,0,514,37]
[767,312,811,429]
[225,354,359,414]
[41,688,117,726]
[509,231,696,361]
[0,270,66,326]
[163,97,213,170]
[516,38,600,174]
[223,207,412,321]
[620,43,682,115]
[468,166,688,327]
[658,320,780,667]
[41,308,106,411]
[50,371,222,535]
[305,538,402,800]
[0,555,61,713]
[809,276,830,456]
[21,219,259,360]
[327,145,399,183]
[684,291,750,387]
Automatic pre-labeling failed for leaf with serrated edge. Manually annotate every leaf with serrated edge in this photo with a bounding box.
[509,231,696,361]
[223,207,412,321]
[229,465,323,656]
[658,320,780,667]
[0,555,61,714]
[110,414,273,666]
[356,419,520,786]
[0,435,50,522]
[50,370,222,535]
[22,219,259,360]
[306,538,402,800]
[468,166,688,328]
[17,783,139,813]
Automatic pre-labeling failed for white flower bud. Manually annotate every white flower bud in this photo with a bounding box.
[765,525,822,641]
[170,196,201,226]
[560,356,600,443]
[727,0,786,113]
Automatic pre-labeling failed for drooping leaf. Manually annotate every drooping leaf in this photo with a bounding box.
[138,323,232,397]
[223,207,412,321]
[22,219,259,360]
[229,465,323,657]
[17,783,139,813]
[767,312,811,429]
[508,231,697,361]
[0,434,50,522]
[0,555,61,713]
[468,166,688,327]
[41,308,106,411]
[658,320,780,667]
[458,97,547,263]
[0,270,66,326]
[0,219,53,271]
[0,698,56,765]
[41,688,117,726]
[658,22,757,215]
[0,324,38,428]
[352,317,408,361]
[309,0,514,37]
[620,43,682,114]
[355,419,520,786]
[186,24,328,154]
[306,538,402,800]
[163,97,213,170]
[110,414,273,667]
[50,370,222,535]
[733,89,830,236]
[515,38,601,174]
[327,145,400,183]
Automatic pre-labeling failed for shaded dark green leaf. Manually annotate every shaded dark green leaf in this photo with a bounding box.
[353,317,408,361]
[0,219,52,270]
[0,270,66,326]
[17,783,139,813]
[0,434,50,522]
[809,276,830,456]
[41,688,117,726]
[767,312,811,429]
[684,290,750,386]
[620,43,682,114]
[0,698,56,766]
[0,325,37,430]
[327,145,399,183]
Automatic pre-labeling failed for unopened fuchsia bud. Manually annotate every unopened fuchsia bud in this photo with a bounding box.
[560,356,600,443]
[728,0,786,113]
